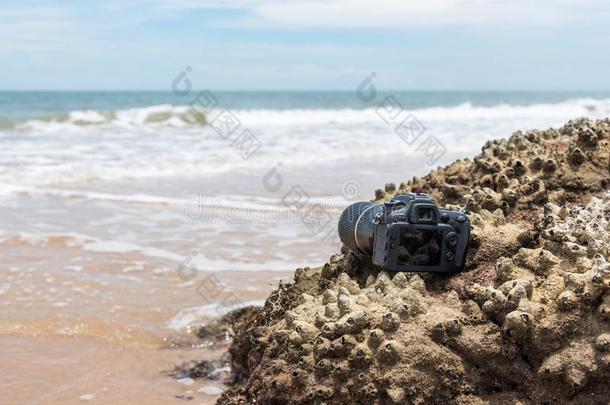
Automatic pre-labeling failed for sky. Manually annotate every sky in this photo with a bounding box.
[1,0,610,91]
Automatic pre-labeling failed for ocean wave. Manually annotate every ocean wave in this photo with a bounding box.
[0,230,305,273]
[1,97,608,188]
[3,185,348,211]
[13,104,207,131]
[215,98,610,126]
[0,117,15,129]
[5,97,610,132]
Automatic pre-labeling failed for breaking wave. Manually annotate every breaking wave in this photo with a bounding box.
[3,97,610,132]
[1,97,609,188]
[13,104,207,131]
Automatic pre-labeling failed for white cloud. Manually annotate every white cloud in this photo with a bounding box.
[150,0,610,28]
[151,0,267,9]
[0,7,77,55]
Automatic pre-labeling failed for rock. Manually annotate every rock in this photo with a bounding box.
[216,119,610,405]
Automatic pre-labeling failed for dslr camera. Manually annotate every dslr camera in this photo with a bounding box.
[338,193,470,273]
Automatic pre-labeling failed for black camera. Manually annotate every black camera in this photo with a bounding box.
[338,193,470,273]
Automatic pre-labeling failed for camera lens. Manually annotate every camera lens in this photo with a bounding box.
[338,201,382,255]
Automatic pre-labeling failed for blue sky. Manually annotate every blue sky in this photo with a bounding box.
[2,0,610,90]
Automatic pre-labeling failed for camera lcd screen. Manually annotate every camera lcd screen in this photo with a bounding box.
[397,228,443,266]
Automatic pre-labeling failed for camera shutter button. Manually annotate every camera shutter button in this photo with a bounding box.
[445,232,458,247]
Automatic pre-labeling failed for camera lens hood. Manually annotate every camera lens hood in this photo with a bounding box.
[338,201,381,254]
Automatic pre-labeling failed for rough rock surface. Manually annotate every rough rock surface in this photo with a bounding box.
[216,118,610,404]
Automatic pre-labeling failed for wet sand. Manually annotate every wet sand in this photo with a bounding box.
[0,160,412,403]
[0,336,226,404]
[0,224,293,404]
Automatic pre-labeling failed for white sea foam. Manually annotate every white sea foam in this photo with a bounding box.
[1,230,299,272]
[198,385,225,395]
[188,255,296,272]
[79,394,95,401]
[83,240,142,254]
[9,98,610,130]
[166,299,265,331]
[176,377,194,386]
[1,98,608,190]
[3,185,347,222]
[0,232,95,248]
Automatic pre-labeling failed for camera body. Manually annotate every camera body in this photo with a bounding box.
[338,193,470,273]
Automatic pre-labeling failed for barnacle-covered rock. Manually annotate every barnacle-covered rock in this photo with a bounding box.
[218,119,610,405]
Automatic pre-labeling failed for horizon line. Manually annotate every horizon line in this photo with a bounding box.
[1,89,610,93]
